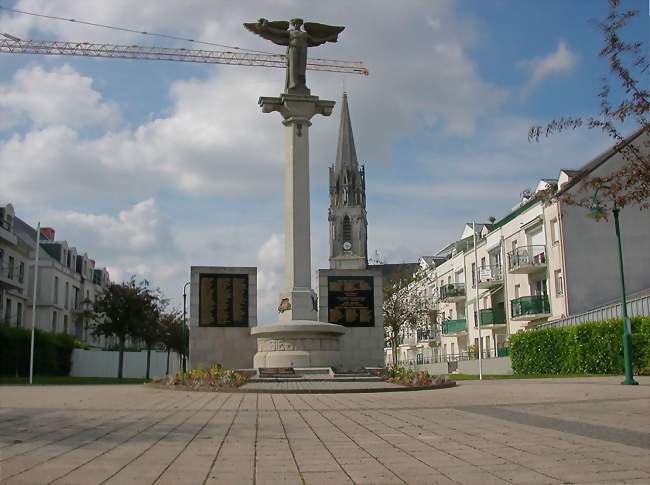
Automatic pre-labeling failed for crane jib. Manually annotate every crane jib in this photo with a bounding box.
[0,39,369,75]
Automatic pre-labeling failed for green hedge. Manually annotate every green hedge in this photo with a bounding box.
[0,325,77,376]
[510,317,650,375]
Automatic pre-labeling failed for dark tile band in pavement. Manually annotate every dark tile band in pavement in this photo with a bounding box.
[460,405,650,450]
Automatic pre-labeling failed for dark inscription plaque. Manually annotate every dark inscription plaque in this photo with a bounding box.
[199,274,249,327]
[327,276,374,327]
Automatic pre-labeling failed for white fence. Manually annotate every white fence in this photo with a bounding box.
[70,349,180,379]
[412,356,513,375]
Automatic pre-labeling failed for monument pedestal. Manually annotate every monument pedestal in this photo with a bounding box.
[251,321,346,368]
[251,92,348,369]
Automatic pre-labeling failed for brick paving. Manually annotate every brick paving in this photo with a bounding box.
[0,376,648,484]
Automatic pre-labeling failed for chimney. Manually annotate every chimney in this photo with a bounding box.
[40,227,55,240]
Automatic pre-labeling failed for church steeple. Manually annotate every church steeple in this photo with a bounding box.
[328,92,368,270]
[334,92,358,173]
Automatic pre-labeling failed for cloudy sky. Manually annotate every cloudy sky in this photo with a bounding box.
[0,0,646,322]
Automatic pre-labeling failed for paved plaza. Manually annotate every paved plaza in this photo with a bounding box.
[0,377,649,485]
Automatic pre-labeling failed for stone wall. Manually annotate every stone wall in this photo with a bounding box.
[317,268,384,368]
[189,266,258,370]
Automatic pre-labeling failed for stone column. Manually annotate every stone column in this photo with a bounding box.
[259,93,335,323]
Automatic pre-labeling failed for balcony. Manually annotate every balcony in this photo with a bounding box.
[417,326,438,344]
[0,264,21,290]
[442,319,468,335]
[439,283,466,302]
[510,295,551,321]
[477,265,503,289]
[478,307,507,327]
[508,245,547,274]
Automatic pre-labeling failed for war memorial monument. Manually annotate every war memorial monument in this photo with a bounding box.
[189,19,383,371]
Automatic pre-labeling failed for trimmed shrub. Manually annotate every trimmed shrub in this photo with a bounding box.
[510,317,650,375]
[0,325,78,376]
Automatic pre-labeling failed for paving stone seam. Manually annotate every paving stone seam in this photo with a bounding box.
[95,391,220,485]
[380,407,562,483]
[285,393,357,484]
[47,401,208,485]
[340,409,473,484]
[20,409,161,485]
[314,408,409,484]
[2,408,142,481]
[406,407,607,473]
[201,393,244,485]
[293,391,406,483]
[0,407,132,464]
[270,394,304,483]
[150,393,235,484]
[460,405,650,451]
[253,393,258,485]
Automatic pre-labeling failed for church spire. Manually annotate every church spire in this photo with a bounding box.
[334,92,358,172]
[328,91,368,270]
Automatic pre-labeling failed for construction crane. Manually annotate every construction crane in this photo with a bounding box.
[0,35,368,75]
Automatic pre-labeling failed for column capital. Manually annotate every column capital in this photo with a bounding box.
[259,93,335,121]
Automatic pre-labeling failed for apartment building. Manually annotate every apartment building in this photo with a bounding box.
[0,203,32,328]
[386,129,650,365]
[0,207,111,345]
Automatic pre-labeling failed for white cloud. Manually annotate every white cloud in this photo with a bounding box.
[0,65,119,130]
[519,41,577,94]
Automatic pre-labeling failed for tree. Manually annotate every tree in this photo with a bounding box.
[529,0,649,211]
[383,266,434,366]
[134,283,165,380]
[93,278,151,379]
[160,310,185,375]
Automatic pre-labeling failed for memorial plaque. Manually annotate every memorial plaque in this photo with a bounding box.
[327,276,374,326]
[199,273,249,326]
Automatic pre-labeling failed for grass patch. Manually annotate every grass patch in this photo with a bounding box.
[449,373,615,381]
[0,376,147,385]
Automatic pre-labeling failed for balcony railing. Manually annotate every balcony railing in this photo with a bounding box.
[439,283,466,301]
[442,319,467,335]
[507,245,547,273]
[511,295,551,320]
[477,265,503,287]
[479,307,507,326]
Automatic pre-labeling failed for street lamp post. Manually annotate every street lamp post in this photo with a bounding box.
[588,189,638,385]
[182,281,190,373]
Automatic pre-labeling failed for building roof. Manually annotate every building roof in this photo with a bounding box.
[369,262,420,286]
[334,92,359,173]
[556,127,646,196]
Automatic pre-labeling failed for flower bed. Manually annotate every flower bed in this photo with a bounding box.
[383,366,448,387]
[154,364,249,390]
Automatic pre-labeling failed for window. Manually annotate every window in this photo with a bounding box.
[18,262,24,284]
[342,216,352,243]
[483,296,489,308]
[8,256,14,279]
[16,303,22,327]
[5,299,11,324]
[63,315,68,334]
[533,279,548,296]
[54,277,59,304]
[514,284,520,299]
[52,311,57,332]
[511,240,518,251]
[471,263,476,288]
[65,282,70,309]
[550,218,559,245]
[554,270,564,296]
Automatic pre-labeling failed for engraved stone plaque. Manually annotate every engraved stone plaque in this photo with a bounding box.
[199,273,249,327]
[327,276,374,327]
